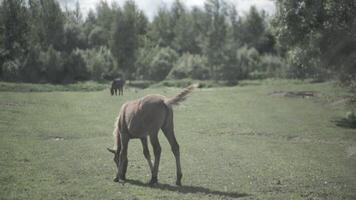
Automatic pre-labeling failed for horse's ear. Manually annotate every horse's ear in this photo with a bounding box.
[107,148,116,154]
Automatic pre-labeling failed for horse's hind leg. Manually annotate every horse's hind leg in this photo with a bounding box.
[141,137,153,174]
[162,121,182,186]
[149,132,161,185]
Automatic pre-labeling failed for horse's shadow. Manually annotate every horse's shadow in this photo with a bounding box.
[332,118,356,129]
[125,179,249,199]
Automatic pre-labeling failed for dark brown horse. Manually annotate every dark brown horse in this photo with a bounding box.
[107,84,198,186]
[111,78,125,96]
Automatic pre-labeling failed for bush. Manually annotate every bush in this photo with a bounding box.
[39,46,64,83]
[285,46,326,79]
[169,53,209,80]
[135,46,160,80]
[148,47,178,81]
[88,26,109,47]
[63,49,89,82]
[237,46,260,79]
[2,59,21,81]
[21,45,45,82]
[249,54,286,79]
[79,46,117,80]
[63,23,87,52]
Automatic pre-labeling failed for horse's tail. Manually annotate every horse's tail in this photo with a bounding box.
[164,84,198,106]
[111,115,120,151]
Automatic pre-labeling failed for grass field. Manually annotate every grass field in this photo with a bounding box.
[0,80,355,200]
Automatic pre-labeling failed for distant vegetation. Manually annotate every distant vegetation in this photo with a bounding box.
[0,0,355,84]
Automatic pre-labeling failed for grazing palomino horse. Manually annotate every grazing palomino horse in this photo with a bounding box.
[111,78,125,96]
[107,84,198,186]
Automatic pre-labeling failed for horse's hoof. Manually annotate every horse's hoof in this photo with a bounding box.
[176,180,182,186]
[114,177,126,184]
[149,177,158,186]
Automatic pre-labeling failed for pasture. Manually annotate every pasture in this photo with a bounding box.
[0,80,355,200]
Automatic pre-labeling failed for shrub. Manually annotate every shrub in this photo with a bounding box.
[21,45,44,82]
[2,59,21,81]
[169,53,209,80]
[249,54,286,79]
[135,46,160,80]
[237,46,260,79]
[88,26,109,47]
[39,46,64,83]
[79,46,116,80]
[63,49,89,82]
[148,47,178,81]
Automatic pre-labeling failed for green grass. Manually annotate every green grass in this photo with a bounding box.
[0,80,355,200]
[0,81,108,92]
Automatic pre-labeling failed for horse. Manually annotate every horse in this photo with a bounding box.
[111,78,125,96]
[107,84,198,186]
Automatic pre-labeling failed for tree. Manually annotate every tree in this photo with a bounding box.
[169,53,209,80]
[0,0,29,59]
[149,47,178,81]
[204,0,228,80]
[111,0,147,78]
[38,0,65,50]
[272,0,356,81]
[148,7,174,48]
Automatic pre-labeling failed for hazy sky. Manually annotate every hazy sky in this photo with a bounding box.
[58,0,275,20]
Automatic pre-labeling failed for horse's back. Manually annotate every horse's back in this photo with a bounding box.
[112,78,125,87]
[124,95,168,138]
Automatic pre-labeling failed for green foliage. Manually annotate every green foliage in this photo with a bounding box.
[1,59,21,81]
[110,1,147,78]
[38,0,65,50]
[148,7,174,48]
[1,0,29,60]
[237,46,260,79]
[251,54,286,79]
[1,0,354,84]
[63,49,89,82]
[88,26,108,47]
[168,53,209,80]
[21,45,44,82]
[79,46,116,81]
[148,47,178,81]
[63,23,86,52]
[135,45,159,80]
[39,46,64,83]
[204,0,228,80]
[273,0,356,82]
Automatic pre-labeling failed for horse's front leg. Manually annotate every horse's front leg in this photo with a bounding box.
[141,138,153,174]
[117,134,129,182]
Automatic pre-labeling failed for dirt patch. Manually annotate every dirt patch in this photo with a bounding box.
[269,91,320,98]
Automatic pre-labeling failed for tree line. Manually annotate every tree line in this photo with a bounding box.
[0,0,355,84]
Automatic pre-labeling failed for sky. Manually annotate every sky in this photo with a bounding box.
[58,0,276,20]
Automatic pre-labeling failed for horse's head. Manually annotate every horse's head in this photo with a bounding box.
[110,87,114,96]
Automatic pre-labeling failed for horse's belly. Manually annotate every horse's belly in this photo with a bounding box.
[127,111,166,138]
